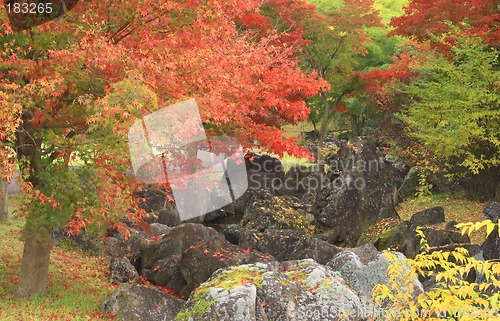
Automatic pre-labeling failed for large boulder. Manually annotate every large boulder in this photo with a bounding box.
[274,164,315,196]
[287,235,343,264]
[245,154,284,192]
[136,187,169,213]
[101,283,185,321]
[239,229,342,264]
[145,208,181,227]
[314,137,399,246]
[397,166,422,200]
[107,228,148,270]
[481,201,500,260]
[241,190,313,234]
[409,207,445,230]
[402,223,478,259]
[483,201,500,223]
[328,249,423,305]
[140,223,276,297]
[238,228,302,261]
[176,260,367,321]
[356,217,409,252]
[109,257,141,284]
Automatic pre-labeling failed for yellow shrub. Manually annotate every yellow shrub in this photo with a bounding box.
[371,220,500,320]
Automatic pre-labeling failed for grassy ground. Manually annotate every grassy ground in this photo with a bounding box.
[396,193,488,245]
[281,122,314,139]
[0,195,116,321]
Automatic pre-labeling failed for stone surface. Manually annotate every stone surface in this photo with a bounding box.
[108,228,148,270]
[223,224,242,245]
[136,188,169,213]
[483,201,500,223]
[275,164,314,196]
[287,235,343,265]
[314,137,399,246]
[481,201,500,260]
[238,228,302,261]
[145,208,181,226]
[397,166,421,200]
[245,154,284,192]
[109,257,141,284]
[356,217,409,252]
[401,224,478,259]
[239,229,341,264]
[149,223,172,237]
[140,223,276,297]
[176,260,366,321]
[409,207,445,230]
[328,250,423,305]
[241,190,312,234]
[101,283,185,321]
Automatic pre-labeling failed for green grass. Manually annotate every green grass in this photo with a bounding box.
[0,195,117,321]
[396,193,488,245]
[281,122,315,139]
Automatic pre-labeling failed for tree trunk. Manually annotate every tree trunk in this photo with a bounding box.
[0,179,8,222]
[16,222,53,297]
[317,92,331,173]
[14,112,53,297]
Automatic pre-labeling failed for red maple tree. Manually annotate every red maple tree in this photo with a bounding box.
[0,0,326,296]
[390,0,500,49]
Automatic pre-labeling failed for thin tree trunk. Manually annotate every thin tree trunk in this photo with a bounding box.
[16,222,53,297]
[0,179,8,222]
[317,92,331,173]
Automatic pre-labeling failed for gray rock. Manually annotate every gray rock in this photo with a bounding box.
[239,229,303,261]
[401,224,478,259]
[482,227,500,260]
[239,229,341,264]
[275,165,314,196]
[108,228,148,269]
[241,190,312,233]
[356,217,409,252]
[481,201,500,260]
[288,235,342,264]
[314,137,399,246]
[483,201,500,223]
[409,207,445,230]
[328,250,423,305]
[147,209,181,226]
[109,257,140,284]
[140,223,276,297]
[397,166,422,200]
[101,283,185,321]
[149,223,172,237]
[176,261,366,321]
[136,188,169,213]
[223,224,242,245]
[245,154,284,192]
[180,285,259,321]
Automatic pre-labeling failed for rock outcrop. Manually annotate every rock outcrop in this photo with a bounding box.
[314,137,399,246]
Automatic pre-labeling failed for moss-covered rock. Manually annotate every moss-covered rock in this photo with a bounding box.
[241,190,315,235]
[176,260,366,321]
[356,217,409,251]
[101,283,184,321]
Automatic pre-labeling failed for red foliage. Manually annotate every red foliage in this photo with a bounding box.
[0,0,330,237]
[390,0,500,48]
[358,52,415,113]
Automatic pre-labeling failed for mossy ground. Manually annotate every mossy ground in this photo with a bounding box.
[396,193,487,245]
